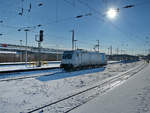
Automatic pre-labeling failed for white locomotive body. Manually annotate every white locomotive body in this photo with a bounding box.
[60,50,107,70]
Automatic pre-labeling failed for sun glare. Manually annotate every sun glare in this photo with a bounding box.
[106,8,117,19]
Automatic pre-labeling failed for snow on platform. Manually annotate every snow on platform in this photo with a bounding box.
[0,61,116,73]
[0,62,60,72]
[70,63,150,113]
[0,61,61,65]
[0,60,118,73]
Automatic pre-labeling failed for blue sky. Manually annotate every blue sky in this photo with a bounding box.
[0,0,150,54]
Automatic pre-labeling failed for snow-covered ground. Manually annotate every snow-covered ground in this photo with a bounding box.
[70,62,150,113]
[0,61,144,113]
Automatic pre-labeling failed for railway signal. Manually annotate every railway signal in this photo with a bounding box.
[39,30,44,42]
[35,30,44,67]
[18,25,42,66]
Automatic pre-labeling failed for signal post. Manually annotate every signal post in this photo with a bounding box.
[35,30,44,67]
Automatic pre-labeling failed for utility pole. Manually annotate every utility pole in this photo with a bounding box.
[56,44,59,61]
[69,13,92,51]
[71,30,77,50]
[18,25,42,66]
[20,40,23,62]
[74,40,78,50]
[35,30,44,67]
[24,29,29,66]
[108,48,110,55]
[71,30,74,50]
[96,40,100,52]
[116,48,119,55]
[110,45,112,55]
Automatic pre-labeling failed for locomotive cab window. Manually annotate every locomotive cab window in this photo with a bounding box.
[63,54,72,59]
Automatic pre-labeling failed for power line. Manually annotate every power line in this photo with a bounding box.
[42,12,92,29]
[76,0,145,44]
[63,0,147,53]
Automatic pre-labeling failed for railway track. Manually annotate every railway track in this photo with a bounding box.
[24,62,147,113]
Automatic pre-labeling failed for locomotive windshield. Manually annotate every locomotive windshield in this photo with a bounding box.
[62,54,72,59]
[62,51,73,59]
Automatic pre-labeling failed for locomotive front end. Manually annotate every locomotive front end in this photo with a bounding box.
[60,51,74,70]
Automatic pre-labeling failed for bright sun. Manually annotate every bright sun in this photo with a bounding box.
[106,8,117,19]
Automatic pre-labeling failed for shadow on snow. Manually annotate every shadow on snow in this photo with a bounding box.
[36,67,105,82]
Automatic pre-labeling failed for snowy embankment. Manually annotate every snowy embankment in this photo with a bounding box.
[0,61,143,113]
[70,62,150,113]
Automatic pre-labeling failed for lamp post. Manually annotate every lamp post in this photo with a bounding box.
[70,13,92,50]
[18,24,42,66]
